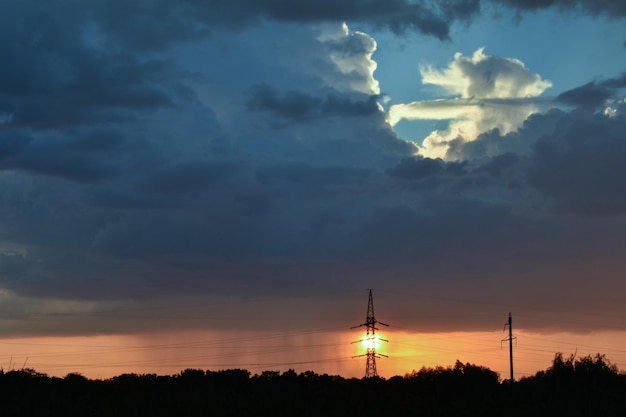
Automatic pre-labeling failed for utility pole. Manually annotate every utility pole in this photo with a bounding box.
[351,289,389,378]
[502,312,516,382]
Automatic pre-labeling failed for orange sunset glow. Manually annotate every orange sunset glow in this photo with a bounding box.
[2,328,626,380]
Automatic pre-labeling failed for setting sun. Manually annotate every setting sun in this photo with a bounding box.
[359,333,387,351]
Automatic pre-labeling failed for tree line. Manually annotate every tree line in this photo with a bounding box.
[0,353,624,416]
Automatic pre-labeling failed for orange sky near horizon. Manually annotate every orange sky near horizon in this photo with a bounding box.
[2,329,625,380]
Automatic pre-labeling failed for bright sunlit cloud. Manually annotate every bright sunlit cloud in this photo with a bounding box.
[317,22,380,95]
[388,48,552,159]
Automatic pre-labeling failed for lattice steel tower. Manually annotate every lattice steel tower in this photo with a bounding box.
[351,289,389,378]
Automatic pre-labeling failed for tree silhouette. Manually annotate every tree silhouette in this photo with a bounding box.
[0,355,624,417]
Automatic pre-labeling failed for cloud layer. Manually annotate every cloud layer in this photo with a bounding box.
[0,0,625,340]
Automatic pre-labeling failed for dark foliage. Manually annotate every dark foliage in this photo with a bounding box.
[509,353,626,417]
[0,354,624,416]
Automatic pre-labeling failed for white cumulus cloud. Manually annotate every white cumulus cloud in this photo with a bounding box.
[317,22,380,95]
[389,48,552,159]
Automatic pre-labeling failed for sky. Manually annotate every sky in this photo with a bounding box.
[0,0,626,380]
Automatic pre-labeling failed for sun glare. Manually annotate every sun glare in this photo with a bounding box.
[361,334,383,350]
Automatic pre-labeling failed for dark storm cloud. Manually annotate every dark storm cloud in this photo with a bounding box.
[204,0,478,39]
[386,157,467,180]
[557,73,626,109]
[140,161,244,195]
[473,152,520,178]
[0,252,30,280]
[0,0,472,53]
[354,192,516,263]
[255,163,369,187]
[526,107,626,216]
[0,0,617,69]
[3,0,483,50]
[557,82,615,109]
[246,85,322,122]
[0,128,127,183]
[1,51,183,129]
[85,0,625,44]
[450,99,626,217]
[246,85,380,123]
[495,0,626,16]
[0,2,196,132]
[42,0,623,50]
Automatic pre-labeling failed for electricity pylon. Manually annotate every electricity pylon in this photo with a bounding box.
[351,289,389,378]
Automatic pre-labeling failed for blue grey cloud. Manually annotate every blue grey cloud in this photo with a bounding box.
[496,0,626,16]
[557,73,626,109]
[246,85,380,123]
